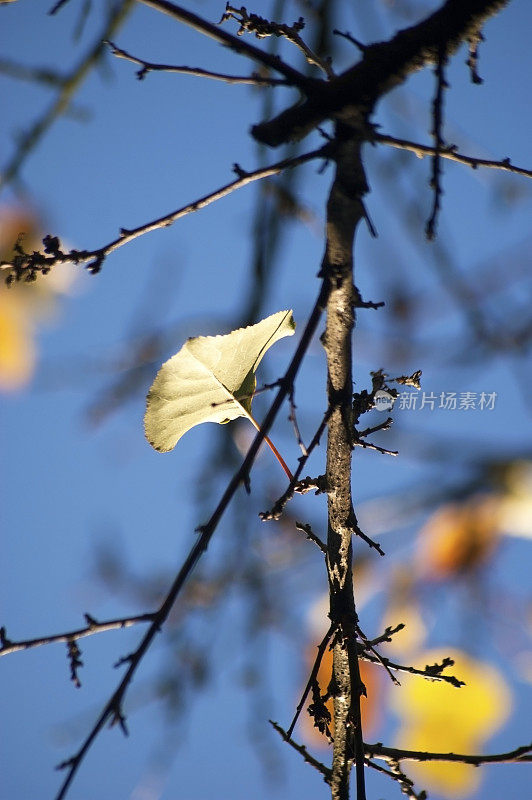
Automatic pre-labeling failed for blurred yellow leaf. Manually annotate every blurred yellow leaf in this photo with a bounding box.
[380,566,427,657]
[392,648,512,798]
[0,291,35,390]
[497,461,532,539]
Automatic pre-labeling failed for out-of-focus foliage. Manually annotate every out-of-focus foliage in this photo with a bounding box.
[392,649,512,798]
[416,496,502,580]
[0,205,75,390]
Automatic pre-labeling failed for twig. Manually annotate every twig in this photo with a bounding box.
[358,623,405,650]
[426,42,448,240]
[259,407,332,521]
[0,613,156,657]
[357,418,393,438]
[349,507,385,556]
[221,5,334,79]
[138,0,313,88]
[1,146,330,282]
[66,640,83,688]
[106,40,290,85]
[294,521,327,553]
[288,386,308,456]
[366,758,427,800]
[252,0,510,147]
[364,741,532,765]
[358,652,464,688]
[353,438,398,456]
[288,623,335,736]
[356,626,400,686]
[332,29,366,53]
[376,132,532,179]
[466,28,484,84]
[49,0,73,13]
[270,720,332,782]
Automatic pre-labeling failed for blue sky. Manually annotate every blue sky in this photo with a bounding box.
[1,1,531,799]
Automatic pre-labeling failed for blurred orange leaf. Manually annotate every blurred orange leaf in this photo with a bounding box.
[416,496,501,580]
[0,205,77,392]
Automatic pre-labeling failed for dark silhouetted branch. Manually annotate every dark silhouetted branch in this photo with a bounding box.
[365,741,532,766]
[1,146,329,283]
[106,40,290,85]
[376,133,532,178]
[0,613,156,657]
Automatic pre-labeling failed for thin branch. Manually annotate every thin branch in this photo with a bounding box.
[365,741,532,766]
[294,521,327,554]
[376,133,532,179]
[288,386,308,455]
[353,438,398,456]
[49,0,73,13]
[0,613,156,657]
[366,758,427,800]
[221,4,334,79]
[426,43,448,240]
[332,29,366,53]
[270,720,332,783]
[259,407,332,521]
[356,627,400,686]
[466,27,484,83]
[358,623,405,650]
[359,652,464,688]
[349,507,386,556]
[288,622,335,737]
[0,0,134,190]
[252,0,511,146]
[2,146,329,282]
[106,40,289,85]
[138,0,313,88]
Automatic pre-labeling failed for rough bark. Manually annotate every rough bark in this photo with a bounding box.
[321,127,369,800]
[252,0,510,147]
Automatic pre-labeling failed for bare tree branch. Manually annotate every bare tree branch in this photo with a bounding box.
[0,613,156,657]
[1,146,329,282]
[270,720,332,782]
[252,0,510,146]
[365,741,532,765]
[376,132,532,178]
[106,40,290,85]
[288,622,335,737]
[137,0,314,89]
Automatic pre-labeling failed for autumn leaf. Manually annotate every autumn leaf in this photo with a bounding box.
[392,648,512,798]
[380,565,427,657]
[144,310,295,474]
[0,205,77,392]
[416,495,502,580]
[0,290,35,390]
